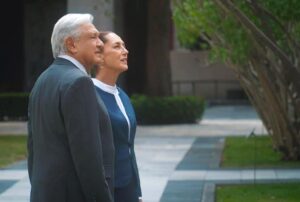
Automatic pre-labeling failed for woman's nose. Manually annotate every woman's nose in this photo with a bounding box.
[122,47,128,54]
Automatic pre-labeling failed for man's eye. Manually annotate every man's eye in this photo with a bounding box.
[99,46,104,52]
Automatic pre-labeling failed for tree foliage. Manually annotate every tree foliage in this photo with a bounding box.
[173,0,300,160]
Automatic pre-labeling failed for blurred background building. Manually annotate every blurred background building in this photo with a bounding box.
[0,0,247,102]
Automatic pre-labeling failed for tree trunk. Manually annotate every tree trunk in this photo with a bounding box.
[146,0,172,96]
[212,0,300,160]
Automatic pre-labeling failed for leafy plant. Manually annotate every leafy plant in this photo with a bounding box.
[131,95,205,124]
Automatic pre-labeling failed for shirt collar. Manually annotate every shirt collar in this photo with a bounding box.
[92,78,118,95]
[58,55,88,76]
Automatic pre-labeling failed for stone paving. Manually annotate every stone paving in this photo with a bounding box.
[158,136,300,202]
[0,105,300,202]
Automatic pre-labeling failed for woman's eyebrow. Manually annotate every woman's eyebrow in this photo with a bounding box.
[113,41,125,46]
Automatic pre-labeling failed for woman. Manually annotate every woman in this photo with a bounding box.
[92,32,142,202]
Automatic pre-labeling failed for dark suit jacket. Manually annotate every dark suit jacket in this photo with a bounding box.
[27,58,115,202]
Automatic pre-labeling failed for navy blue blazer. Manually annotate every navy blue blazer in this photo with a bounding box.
[94,86,142,197]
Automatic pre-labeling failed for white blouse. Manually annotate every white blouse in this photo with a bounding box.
[92,78,131,140]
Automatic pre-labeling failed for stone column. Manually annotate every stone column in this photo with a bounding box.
[67,0,114,31]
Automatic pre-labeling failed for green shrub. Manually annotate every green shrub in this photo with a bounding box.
[131,95,205,125]
[0,93,29,121]
[0,93,206,124]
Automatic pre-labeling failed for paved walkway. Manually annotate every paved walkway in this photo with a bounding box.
[0,105,300,202]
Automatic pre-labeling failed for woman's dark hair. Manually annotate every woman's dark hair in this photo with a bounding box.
[99,31,113,43]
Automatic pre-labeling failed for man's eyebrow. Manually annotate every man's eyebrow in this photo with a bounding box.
[90,31,99,36]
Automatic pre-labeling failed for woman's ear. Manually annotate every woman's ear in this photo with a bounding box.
[65,37,77,54]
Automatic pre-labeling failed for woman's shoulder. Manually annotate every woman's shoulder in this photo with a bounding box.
[117,87,130,99]
[117,86,126,94]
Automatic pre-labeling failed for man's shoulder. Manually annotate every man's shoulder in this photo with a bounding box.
[50,59,87,80]
[35,60,90,92]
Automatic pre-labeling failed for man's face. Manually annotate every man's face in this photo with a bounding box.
[72,23,103,71]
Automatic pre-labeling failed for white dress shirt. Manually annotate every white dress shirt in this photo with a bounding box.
[58,55,88,76]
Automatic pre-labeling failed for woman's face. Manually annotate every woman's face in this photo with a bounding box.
[101,33,129,73]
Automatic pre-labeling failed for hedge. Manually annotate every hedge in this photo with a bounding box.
[0,93,206,124]
[131,95,205,125]
[0,93,29,121]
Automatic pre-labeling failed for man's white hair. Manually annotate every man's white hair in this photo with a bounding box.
[51,13,94,58]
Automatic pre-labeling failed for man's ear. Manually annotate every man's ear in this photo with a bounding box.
[65,37,77,54]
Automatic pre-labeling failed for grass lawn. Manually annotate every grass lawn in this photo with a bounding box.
[216,183,300,202]
[221,136,300,168]
[0,135,27,168]
[217,136,300,202]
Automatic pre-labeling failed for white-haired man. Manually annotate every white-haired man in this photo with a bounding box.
[27,13,114,202]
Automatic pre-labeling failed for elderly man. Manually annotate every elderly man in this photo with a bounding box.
[27,13,114,202]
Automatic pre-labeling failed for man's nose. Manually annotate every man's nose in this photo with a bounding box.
[97,38,104,47]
